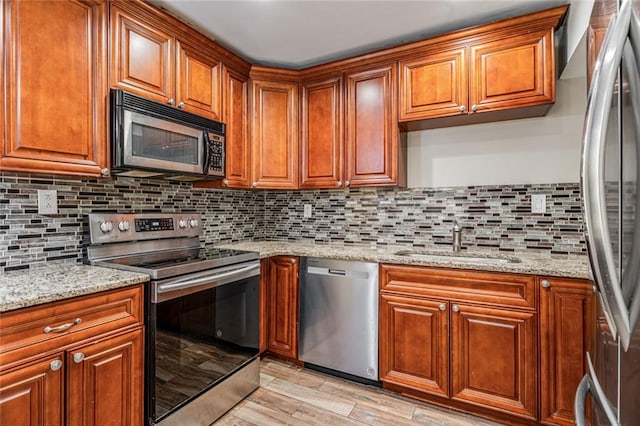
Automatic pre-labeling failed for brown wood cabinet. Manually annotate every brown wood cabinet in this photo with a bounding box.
[379,264,538,423]
[251,76,299,189]
[300,75,345,189]
[399,5,567,130]
[265,256,299,359]
[0,285,145,426]
[539,277,595,425]
[346,63,402,187]
[110,3,221,120]
[1,0,109,177]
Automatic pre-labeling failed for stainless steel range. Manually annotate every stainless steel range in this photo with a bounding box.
[85,213,260,426]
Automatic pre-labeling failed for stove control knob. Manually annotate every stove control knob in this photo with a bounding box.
[178,219,187,229]
[118,220,130,232]
[99,221,113,233]
[189,218,199,228]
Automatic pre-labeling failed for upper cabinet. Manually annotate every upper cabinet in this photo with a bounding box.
[251,70,299,189]
[221,67,251,188]
[399,5,567,130]
[346,63,404,187]
[1,0,109,177]
[110,4,222,120]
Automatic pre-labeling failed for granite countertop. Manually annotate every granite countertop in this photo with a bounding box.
[216,241,592,280]
[0,263,150,313]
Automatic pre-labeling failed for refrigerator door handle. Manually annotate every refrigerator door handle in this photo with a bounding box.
[581,0,632,348]
[574,353,618,426]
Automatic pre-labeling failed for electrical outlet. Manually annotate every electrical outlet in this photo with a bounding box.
[531,194,546,214]
[303,204,312,218]
[38,189,58,215]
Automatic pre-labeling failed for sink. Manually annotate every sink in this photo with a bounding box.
[393,250,520,265]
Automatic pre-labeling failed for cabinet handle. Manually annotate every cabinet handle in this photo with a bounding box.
[177,101,185,109]
[290,258,296,264]
[337,181,342,187]
[167,98,175,105]
[452,304,460,313]
[471,104,478,112]
[439,303,446,311]
[252,182,258,188]
[73,353,85,364]
[459,105,466,113]
[541,279,551,289]
[223,179,229,187]
[50,360,63,371]
[43,318,82,334]
[100,168,109,176]
[345,180,350,187]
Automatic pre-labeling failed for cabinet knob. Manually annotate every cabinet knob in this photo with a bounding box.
[337,181,342,187]
[439,303,446,311]
[73,353,85,364]
[471,104,478,112]
[541,279,551,289]
[290,258,296,264]
[167,98,175,105]
[50,360,63,371]
[452,304,460,313]
[345,180,350,187]
[223,179,229,186]
[177,101,185,109]
[459,105,466,113]
[252,182,258,188]
[101,168,110,176]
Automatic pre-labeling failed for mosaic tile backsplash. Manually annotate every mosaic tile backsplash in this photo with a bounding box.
[1,173,586,272]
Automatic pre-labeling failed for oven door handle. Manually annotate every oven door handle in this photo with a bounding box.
[156,263,260,295]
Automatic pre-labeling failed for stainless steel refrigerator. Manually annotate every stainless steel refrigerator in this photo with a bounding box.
[577,0,640,424]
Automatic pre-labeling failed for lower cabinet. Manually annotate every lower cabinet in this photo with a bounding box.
[264,255,299,360]
[380,264,592,425]
[0,285,145,426]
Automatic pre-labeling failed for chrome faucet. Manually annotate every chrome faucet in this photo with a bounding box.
[452,220,462,252]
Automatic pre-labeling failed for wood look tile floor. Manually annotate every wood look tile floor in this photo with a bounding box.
[215,359,501,426]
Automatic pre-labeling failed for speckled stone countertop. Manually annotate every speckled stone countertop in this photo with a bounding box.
[216,241,592,280]
[0,263,149,313]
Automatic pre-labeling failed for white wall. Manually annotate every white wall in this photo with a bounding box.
[406,76,588,188]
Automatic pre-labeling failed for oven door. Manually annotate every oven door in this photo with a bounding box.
[123,109,207,175]
[146,261,260,423]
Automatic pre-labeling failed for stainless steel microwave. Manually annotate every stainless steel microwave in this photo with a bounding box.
[111,89,225,180]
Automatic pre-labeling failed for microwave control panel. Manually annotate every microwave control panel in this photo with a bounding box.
[208,133,225,176]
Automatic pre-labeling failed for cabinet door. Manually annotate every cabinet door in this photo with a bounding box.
[110,5,173,104]
[222,67,251,188]
[1,0,108,177]
[469,29,554,114]
[399,47,468,120]
[266,256,299,359]
[175,40,221,120]
[0,355,64,426]
[539,278,595,425]
[67,328,144,426]
[450,303,537,420]
[345,64,399,187]
[300,76,344,189]
[379,293,449,398]
[251,80,299,189]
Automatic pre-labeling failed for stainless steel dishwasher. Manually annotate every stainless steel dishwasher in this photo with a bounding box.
[299,257,379,381]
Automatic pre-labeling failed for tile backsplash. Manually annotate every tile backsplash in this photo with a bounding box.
[1,173,586,273]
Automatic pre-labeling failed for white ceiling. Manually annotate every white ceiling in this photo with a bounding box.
[154,0,569,69]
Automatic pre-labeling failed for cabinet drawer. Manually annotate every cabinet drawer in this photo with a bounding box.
[0,285,143,357]
[380,264,535,309]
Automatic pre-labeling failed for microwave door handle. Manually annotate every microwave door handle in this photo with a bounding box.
[574,353,618,426]
[581,0,632,347]
[202,131,211,176]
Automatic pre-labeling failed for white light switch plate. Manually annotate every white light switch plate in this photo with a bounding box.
[38,189,58,215]
[531,194,546,214]
[303,204,312,218]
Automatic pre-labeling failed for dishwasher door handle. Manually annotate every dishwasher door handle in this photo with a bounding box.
[306,266,369,279]
[328,269,346,276]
